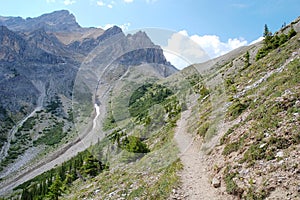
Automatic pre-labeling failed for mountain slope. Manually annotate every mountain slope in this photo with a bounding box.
[175,19,300,200]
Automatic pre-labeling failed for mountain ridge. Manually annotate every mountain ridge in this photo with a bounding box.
[0,10,81,33]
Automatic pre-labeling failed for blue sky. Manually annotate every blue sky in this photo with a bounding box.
[0,0,299,68]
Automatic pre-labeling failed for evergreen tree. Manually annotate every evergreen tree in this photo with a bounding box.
[47,175,64,200]
[263,24,270,37]
[64,172,74,185]
[40,179,47,196]
[244,51,250,67]
[263,24,272,46]
[58,164,66,181]
[21,187,32,200]
[82,155,101,177]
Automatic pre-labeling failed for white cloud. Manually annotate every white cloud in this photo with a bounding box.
[97,0,105,6]
[99,23,114,30]
[97,0,115,7]
[190,34,248,58]
[63,0,76,5]
[119,22,131,31]
[124,0,134,3]
[163,51,191,70]
[163,30,209,69]
[99,22,131,31]
[249,36,264,45]
[163,30,249,69]
[46,0,56,3]
[146,0,157,3]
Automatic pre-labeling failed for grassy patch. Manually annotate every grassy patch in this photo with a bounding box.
[197,122,210,137]
[224,166,242,196]
[143,159,183,200]
[222,133,247,156]
[102,112,116,131]
[129,83,173,120]
[33,122,66,146]
[226,99,249,120]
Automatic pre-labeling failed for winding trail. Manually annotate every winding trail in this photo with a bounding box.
[173,108,225,200]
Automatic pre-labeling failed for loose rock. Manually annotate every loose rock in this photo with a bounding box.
[212,177,221,188]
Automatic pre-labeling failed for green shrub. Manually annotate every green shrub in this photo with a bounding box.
[46,96,62,114]
[244,51,250,68]
[223,141,240,155]
[198,122,210,137]
[288,27,297,39]
[199,85,210,98]
[102,113,116,131]
[241,143,276,164]
[227,99,249,120]
[225,78,234,87]
[121,136,150,154]
[220,127,234,145]
[256,48,269,60]
[268,136,290,149]
[19,116,36,131]
[246,188,269,200]
[224,167,241,196]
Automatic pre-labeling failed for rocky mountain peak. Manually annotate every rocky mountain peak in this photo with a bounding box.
[106,25,123,35]
[0,10,81,32]
[127,30,154,46]
[96,25,124,42]
[132,30,148,39]
[30,10,73,21]
[27,10,80,32]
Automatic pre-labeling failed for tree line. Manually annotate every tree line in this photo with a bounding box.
[17,142,108,200]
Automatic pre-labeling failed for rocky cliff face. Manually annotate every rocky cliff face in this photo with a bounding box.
[0,25,66,63]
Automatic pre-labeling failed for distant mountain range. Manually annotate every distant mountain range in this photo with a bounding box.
[0,9,176,114]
